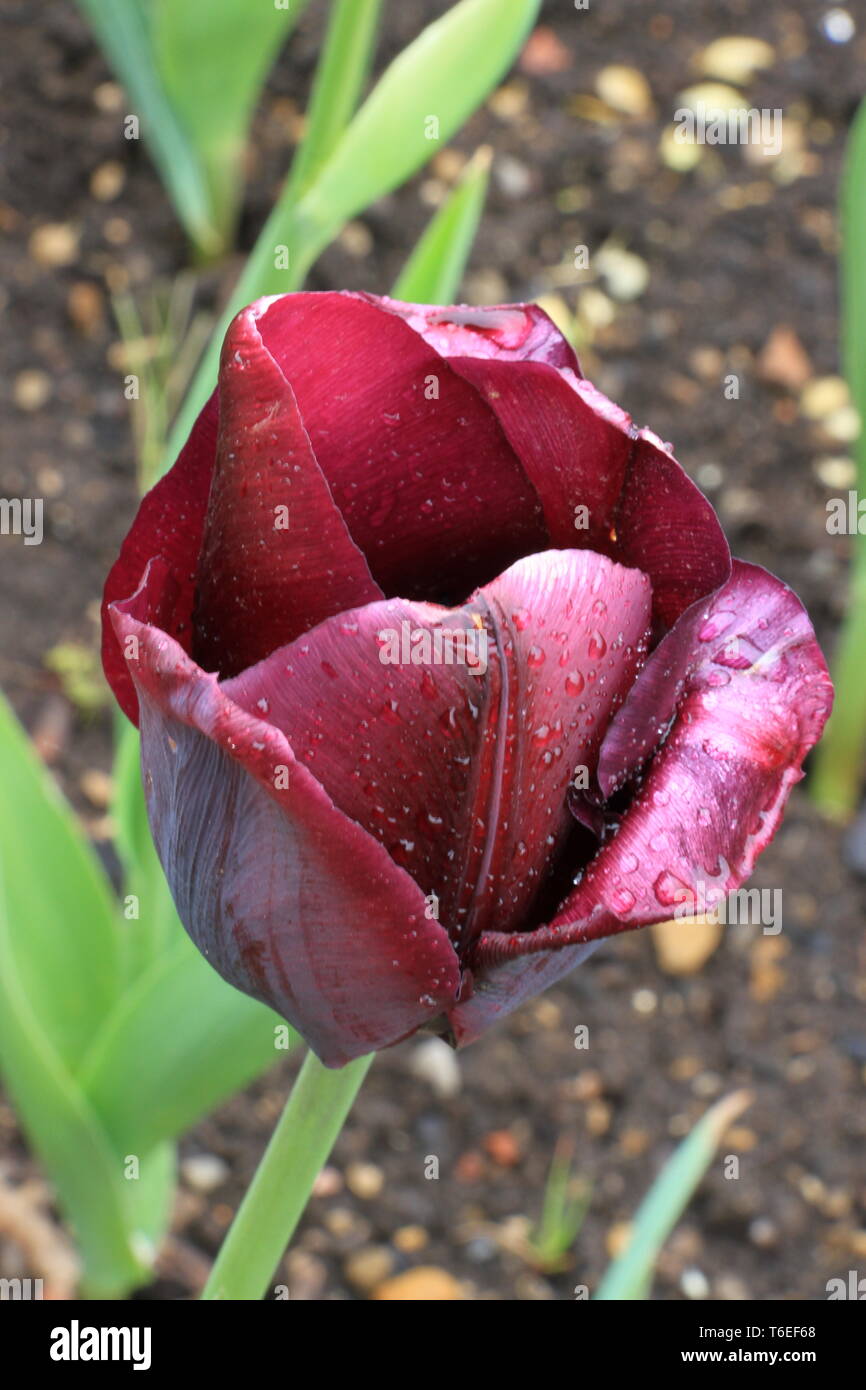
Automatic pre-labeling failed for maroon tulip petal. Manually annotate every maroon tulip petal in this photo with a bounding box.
[223,549,652,950]
[408,342,731,631]
[193,304,384,676]
[445,941,601,1048]
[101,391,218,724]
[464,561,833,988]
[108,560,461,1067]
[374,295,581,369]
[253,293,550,599]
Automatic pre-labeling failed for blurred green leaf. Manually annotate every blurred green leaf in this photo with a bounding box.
[166,0,540,463]
[807,97,866,819]
[843,96,866,482]
[75,0,220,255]
[299,0,536,248]
[392,145,492,302]
[0,692,121,1068]
[0,850,156,1296]
[79,942,289,1159]
[528,1137,591,1272]
[153,0,311,248]
[286,0,383,201]
[594,1091,752,1300]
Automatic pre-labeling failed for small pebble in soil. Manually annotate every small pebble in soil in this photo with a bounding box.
[409,1037,462,1099]
[714,1275,750,1300]
[344,1245,394,1294]
[28,222,79,268]
[465,1236,498,1264]
[749,1217,779,1249]
[393,1225,429,1254]
[13,369,52,412]
[482,1129,522,1167]
[311,1165,342,1198]
[179,1153,229,1194]
[372,1267,465,1301]
[345,1162,385,1201]
[680,1266,710,1300]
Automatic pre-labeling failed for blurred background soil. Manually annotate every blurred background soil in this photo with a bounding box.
[1,0,865,1299]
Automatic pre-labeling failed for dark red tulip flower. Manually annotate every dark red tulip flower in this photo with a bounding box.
[102,292,833,1067]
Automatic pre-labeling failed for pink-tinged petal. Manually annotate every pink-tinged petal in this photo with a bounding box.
[193,305,383,677]
[109,562,460,1067]
[224,549,652,951]
[253,293,549,600]
[101,392,218,724]
[373,296,581,369]
[464,562,833,991]
[382,298,729,631]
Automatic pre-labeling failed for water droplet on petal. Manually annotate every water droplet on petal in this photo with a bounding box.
[653,870,692,908]
[698,610,736,642]
[610,887,636,913]
[565,670,585,696]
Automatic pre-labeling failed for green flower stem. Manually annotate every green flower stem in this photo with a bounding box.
[201,1049,374,1300]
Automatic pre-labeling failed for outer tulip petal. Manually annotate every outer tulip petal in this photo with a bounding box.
[108,561,461,1067]
[101,391,218,724]
[466,561,833,982]
[443,941,601,1047]
[193,305,383,676]
[253,293,550,600]
[376,296,580,369]
[381,297,729,630]
[223,549,652,948]
[407,345,730,631]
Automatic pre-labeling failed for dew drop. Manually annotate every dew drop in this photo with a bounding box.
[610,887,635,913]
[653,870,692,908]
[565,669,585,696]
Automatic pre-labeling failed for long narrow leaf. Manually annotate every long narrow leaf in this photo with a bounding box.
[165,0,540,464]
[392,145,492,302]
[286,0,383,201]
[153,0,312,246]
[594,1091,752,1300]
[0,693,121,1068]
[75,0,219,255]
[812,97,866,818]
[0,856,153,1297]
[843,97,866,478]
[79,943,289,1159]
